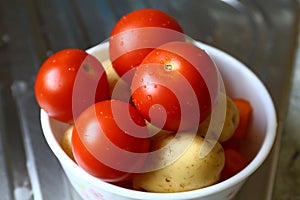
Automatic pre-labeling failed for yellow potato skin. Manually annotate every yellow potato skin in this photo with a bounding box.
[198,95,240,142]
[61,125,75,161]
[146,121,174,140]
[102,59,131,102]
[133,133,225,192]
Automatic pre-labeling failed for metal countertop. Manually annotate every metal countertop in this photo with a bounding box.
[0,0,299,199]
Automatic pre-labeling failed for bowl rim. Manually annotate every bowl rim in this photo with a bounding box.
[41,40,277,199]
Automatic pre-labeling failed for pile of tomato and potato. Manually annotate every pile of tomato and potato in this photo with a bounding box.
[34,8,253,192]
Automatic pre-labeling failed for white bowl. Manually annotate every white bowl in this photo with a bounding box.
[41,41,277,200]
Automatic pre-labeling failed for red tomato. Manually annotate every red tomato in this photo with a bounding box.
[109,8,184,82]
[220,149,248,181]
[71,100,150,182]
[34,49,110,123]
[232,98,253,139]
[131,41,219,131]
[221,137,241,151]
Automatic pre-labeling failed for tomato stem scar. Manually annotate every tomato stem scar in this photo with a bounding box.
[164,64,173,71]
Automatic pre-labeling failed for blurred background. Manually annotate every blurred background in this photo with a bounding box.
[0,0,299,199]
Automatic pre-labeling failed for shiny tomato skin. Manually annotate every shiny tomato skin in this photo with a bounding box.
[71,100,150,182]
[131,41,219,132]
[110,8,183,35]
[109,8,184,82]
[34,49,110,123]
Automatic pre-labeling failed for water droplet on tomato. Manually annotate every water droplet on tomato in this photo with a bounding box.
[68,67,75,72]
[148,71,154,76]
[135,103,141,109]
[186,101,194,106]
[172,105,179,110]
[146,95,152,101]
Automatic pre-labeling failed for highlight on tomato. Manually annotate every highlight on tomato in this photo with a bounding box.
[109,8,185,82]
[71,100,151,182]
[130,41,220,132]
[34,49,110,123]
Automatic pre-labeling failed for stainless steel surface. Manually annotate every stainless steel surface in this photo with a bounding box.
[0,0,299,199]
[273,28,300,200]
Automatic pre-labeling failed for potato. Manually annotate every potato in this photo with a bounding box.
[102,59,131,102]
[198,94,239,142]
[133,133,225,192]
[146,120,174,140]
[60,125,75,161]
